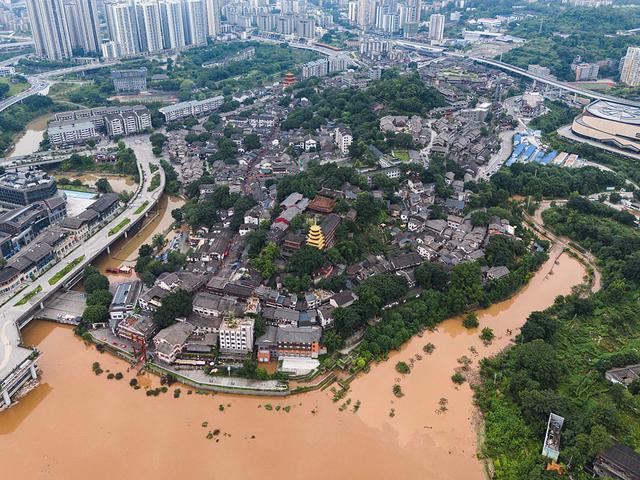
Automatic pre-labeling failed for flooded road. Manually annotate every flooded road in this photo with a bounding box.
[92,194,184,280]
[7,114,51,157]
[0,247,586,480]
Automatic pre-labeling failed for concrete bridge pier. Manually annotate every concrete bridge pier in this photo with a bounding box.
[124,230,128,239]
[106,245,111,254]
[29,364,37,379]
[1,389,9,406]
[39,302,44,309]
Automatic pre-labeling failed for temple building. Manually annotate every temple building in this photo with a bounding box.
[306,223,325,250]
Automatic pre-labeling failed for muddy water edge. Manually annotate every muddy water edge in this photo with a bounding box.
[0,246,586,480]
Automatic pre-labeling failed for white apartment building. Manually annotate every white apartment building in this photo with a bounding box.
[218,316,254,355]
[334,125,353,155]
[48,120,99,146]
[621,47,640,87]
[159,95,224,122]
[429,13,445,41]
[25,0,72,60]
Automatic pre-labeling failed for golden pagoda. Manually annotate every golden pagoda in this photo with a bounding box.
[306,223,325,250]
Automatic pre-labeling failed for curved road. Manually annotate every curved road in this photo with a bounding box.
[0,60,120,114]
[0,135,164,398]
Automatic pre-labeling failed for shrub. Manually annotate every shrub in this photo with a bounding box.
[115,372,123,380]
[463,312,479,329]
[393,384,404,397]
[451,372,466,385]
[480,327,495,343]
[395,361,410,374]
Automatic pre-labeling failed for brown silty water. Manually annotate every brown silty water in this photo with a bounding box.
[0,246,586,479]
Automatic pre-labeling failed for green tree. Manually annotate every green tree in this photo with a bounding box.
[252,242,280,280]
[82,304,108,324]
[85,273,109,295]
[323,330,344,352]
[153,290,193,329]
[86,289,113,307]
[152,233,165,251]
[463,312,479,329]
[288,245,324,275]
[243,133,262,151]
[138,244,153,257]
[95,178,112,193]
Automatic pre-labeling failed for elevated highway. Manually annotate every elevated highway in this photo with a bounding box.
[390,39,640,108]
[0,135,164,408]
[0,59,120,114]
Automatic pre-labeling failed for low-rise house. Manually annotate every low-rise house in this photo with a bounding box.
[256,325,322,363]
[390,252,422,271]
[486,266,510,281]
[109,280,142,326]
[192,292,240,318]
[593,442,640,480]
[317,304,335,328]
[116,314,158,344]
[329,290,358,308]
[153,322,196,363]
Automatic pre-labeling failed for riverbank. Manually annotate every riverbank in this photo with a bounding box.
[0,245,586,479]
[5,113,51,157]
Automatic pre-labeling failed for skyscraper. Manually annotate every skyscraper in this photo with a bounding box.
[182,0,207,46]
[159,0,186,49]
[621,47,640,87]
[357,0,375,27]
[75,0,101,54]
[135,1,164,53]
[428,13,444,41]
[204,0,220,38]
[26,0,72,59]
[105,1,140,57]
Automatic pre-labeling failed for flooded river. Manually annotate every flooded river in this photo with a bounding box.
[7,114,51,157]
[0,247,585,480]
[52,172,139,195]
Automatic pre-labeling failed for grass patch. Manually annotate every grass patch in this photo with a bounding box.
[108,218,130,236]
[392,150,410,162]
[58,185,94,193]
[148,173,161,192]
[15,285,42,306]
[48,255,85,285]
[0,77,29,97]
[134,200,149,214]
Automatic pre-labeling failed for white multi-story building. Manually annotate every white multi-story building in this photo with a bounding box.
[49,105,151,145]
[428,13,445,41]
[334,125,353,155]
[62,0,101,55]
[25,0,72,60]
[159,0,186,49]
[182,0,207,46]
[348,1,358,23]
[574,63,600,82]
[105,1,140,57]
[218,316,254,355]
[204,0,220,37]
[104,108,152,136]
[159,95,224,122]
[621,47,640,87]
[48,120,99,146]
[136,0,164,53]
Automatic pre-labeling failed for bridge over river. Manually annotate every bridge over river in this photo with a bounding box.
[0,136,164,408]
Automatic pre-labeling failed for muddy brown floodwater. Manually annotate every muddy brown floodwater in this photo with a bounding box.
[0,246,586,480]
[6,114,52,157]
[52,172,139,195]
[91,194,184,282]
